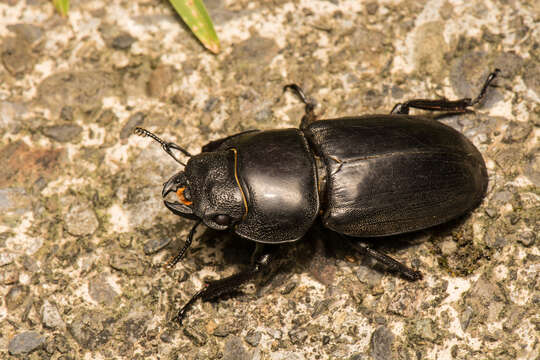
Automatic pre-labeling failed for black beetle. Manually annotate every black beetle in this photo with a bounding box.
[135,69,499,324]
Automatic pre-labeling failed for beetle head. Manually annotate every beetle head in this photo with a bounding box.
[162,151,246,230]
[135,127,246,231]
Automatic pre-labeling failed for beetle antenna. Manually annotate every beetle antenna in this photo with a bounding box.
[134,127,191,166]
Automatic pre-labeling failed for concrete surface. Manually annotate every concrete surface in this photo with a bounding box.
[0,0,538,359]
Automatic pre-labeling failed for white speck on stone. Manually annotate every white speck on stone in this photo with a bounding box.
[105,273,124,296]
[0,252,17,266]
[270,351,305,360]
[19,272,31,285]
[74,282,97,306]
[107,204,130,233]
[110,51,130,68]
[493,264,508,281]
[41,177,86,197]
[442,275,474,303]
[104,143,131,170]
[5,213,43,255]
[84,351,105,360]
[488,98,514,119]
[81,124,105,147]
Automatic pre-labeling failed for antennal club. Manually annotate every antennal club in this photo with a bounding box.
[134,127,191,166]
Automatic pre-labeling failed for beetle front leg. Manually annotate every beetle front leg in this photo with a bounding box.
[174,245,275,324]
[349,241,422,281]
[164,220,201,269]
[391,69,500,115]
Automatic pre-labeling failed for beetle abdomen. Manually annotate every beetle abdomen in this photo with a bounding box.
[305,115,487,236]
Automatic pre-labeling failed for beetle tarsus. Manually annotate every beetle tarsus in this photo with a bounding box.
[469,68,500,106]
[174,250,274,324]
[174,288,205,325]
[350,241,422,281]
[284,83,318,129]
[391,69,500,115]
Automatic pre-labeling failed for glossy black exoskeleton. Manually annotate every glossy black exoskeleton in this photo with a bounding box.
[134,69,499,324]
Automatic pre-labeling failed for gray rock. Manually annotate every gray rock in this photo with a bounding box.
[42,124,83,143]
[109,252,145,276]
[64,203,99,236]
[60,106,74,121]
[412,318,438,342]
[41,300,65,329]
[122,313,150,340]
[183,322,208,346]
[143,237,171,255]
[69,312,111,350]
[493,52,523,79]
[88,274,118,305]
[2,36,35,76]
[502,121,532,144]
[311,298,333,319]
[223,336,251,360]
[5,284,29,310]
[147,65,174,98]
[517,231,535,247]
[38,71,119,114]
[245,330,262,347]
[371,326,394,360]
[288,327,309,345]
[213,323,232,337]
[460,305,474,331]
[7,23,43,43]
[8,331,45,355]
[120,112,145,139]
[112,33,136,50]
[523,60,540,96]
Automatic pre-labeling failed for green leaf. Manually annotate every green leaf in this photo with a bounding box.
[169,0,220,54]
[53,0,69,17]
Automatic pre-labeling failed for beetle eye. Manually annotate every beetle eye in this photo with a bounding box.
[214,214,231,226]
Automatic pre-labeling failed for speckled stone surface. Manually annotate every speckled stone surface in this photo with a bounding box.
[0,1,538,359]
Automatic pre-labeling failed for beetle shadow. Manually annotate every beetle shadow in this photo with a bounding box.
[170,212,477,303]
[295,214,477,284]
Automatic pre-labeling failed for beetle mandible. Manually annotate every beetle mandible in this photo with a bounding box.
[134,69,500,324]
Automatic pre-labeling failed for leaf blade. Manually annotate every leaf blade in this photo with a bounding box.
[169,0,220,54]
[53,0,69,17]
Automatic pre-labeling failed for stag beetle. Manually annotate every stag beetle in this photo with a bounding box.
[134,69,499,324]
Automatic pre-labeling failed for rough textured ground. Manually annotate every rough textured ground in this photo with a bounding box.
[0,0,538,359]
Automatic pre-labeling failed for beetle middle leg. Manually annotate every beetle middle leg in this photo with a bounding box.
[391,69,500,115]
[174,244,276,324]
[283,84,318,129]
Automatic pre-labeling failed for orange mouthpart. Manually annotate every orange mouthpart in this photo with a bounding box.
[176,187,192,206]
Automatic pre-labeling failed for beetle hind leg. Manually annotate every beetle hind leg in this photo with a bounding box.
[349,241,422,281]
[391,69,500,115]
[283,84,318,129]
[174,246,275,324]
